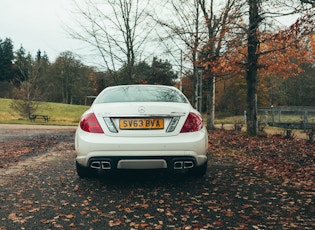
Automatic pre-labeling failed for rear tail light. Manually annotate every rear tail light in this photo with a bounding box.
[180,112,204,133]
[80,113,104,133]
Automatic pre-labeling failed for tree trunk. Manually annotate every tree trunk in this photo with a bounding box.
[206,76,216,130]
[246,72,258,135]
[246,0,261,136]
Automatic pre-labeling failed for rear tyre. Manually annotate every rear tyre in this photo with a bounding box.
[191,160,207,177]
[76,161,94,178]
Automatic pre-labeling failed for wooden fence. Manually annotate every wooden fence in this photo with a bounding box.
[258,106,315,131]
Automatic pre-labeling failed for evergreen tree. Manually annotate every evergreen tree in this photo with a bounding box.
[147,57,177,85]
[0,38,14,82]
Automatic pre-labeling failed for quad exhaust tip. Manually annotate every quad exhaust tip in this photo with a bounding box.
[90,161,111,170]
[91,160,193,170]
[101,161,111,170]
[173,161,194,170]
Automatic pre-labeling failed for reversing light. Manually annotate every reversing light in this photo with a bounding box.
[104,117,118,133]
[166,116,180,132]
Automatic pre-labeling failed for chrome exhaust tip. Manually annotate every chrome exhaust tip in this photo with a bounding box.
[101,161,111,170]
[184,161,194,169]
[174,160,194,170]
[174,161,184,170]
[90,161,101,169]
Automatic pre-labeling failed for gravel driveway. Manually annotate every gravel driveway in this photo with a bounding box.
[0,125,314,229]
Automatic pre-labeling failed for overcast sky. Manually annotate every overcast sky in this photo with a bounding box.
[0,0,86,62]
[1,0,301,66]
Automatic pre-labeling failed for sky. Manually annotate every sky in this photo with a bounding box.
[1,0,301,66]
[0,0,86,62]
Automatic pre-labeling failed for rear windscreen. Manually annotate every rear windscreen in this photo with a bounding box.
[94,86,188,104]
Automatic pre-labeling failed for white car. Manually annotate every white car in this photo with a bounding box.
[75,85,208,178]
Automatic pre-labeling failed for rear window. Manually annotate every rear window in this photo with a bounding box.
[94,85,188,104]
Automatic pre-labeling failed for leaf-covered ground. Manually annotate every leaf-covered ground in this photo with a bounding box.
[0,129,314,229]
[209,130,315,191]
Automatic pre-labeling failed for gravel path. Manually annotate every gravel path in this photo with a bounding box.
[0,126,314,229]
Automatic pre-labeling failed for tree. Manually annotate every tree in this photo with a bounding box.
[0,38,14,82]
[147,57,177,85]
[10,48,46,118]
[198,0,245,129]
[93,71,120,94]
[216,75,247,115]
[154,0,246,129]
[152,0,203,106]
[0,38,15,97]
[132,61,151,84]
[200,0,314,135]
[245,0,314,135]
[245,0,261,136]
[70,0,153,84]
[48,51,94,104]
[285,63,315,106]
[115,57,177,85]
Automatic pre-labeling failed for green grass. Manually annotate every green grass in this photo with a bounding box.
[0,98,89,126]
[214,115,245,124]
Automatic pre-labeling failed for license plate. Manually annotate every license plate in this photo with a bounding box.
[119,118,164,130]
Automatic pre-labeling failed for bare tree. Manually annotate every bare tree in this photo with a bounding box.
[150,0,204,106]
[10,49,44,118]
[54,52,83,104]
[69,0,153,84]
[198,0,245,129]
[152,1,245,130]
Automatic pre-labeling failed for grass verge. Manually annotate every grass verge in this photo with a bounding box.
[0,98,89,126]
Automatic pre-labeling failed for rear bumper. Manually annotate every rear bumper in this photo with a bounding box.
[75,127,208,169]
[83,156,207,171]
[78,155,207,170]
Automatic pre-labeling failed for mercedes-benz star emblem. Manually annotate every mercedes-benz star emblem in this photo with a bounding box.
[138,106,145,114]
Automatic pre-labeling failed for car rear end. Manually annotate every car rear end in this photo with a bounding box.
[75,85,208,177]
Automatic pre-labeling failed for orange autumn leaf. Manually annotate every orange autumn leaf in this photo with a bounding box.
[66,214,74,219]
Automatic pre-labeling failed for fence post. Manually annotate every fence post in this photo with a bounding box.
[271,105,275,126]
[304,110,308,130]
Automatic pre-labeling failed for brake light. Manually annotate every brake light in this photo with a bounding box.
[80,113,104,133]
[180,112,204,133]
